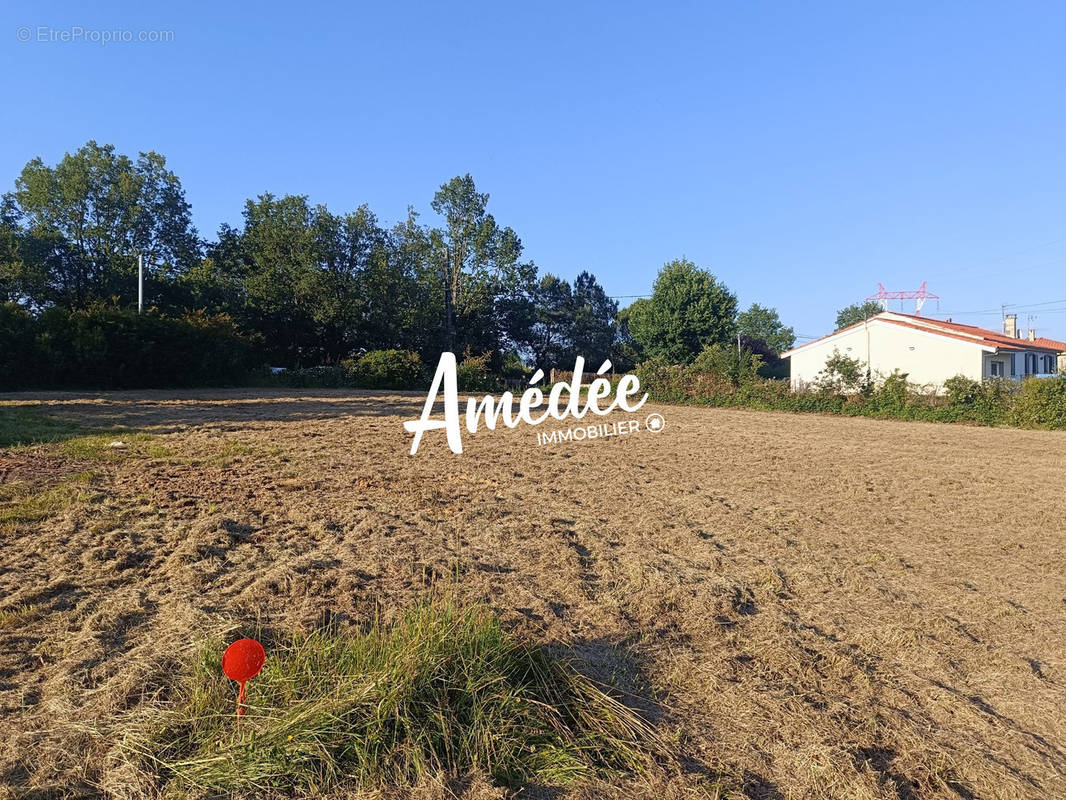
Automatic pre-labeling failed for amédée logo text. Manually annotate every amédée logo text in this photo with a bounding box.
[404,353,651,455]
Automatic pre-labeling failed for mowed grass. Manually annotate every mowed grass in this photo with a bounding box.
[5,391,1064,799]
[117,599,664,794]
[0,470,95,528]
[0,404,87,447]
[0,404,171,457]
[0,405,176,534]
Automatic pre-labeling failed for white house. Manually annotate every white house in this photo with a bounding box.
[781,312,1066,390]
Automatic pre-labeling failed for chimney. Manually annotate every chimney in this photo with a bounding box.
[1028,328,1036,342]
[1004,314,1018,339]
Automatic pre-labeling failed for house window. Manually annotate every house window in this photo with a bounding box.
[990,361,1003,377]
[1024,353,1036,374]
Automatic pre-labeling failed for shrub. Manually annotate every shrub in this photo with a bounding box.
[117,599,662,793]
[812,349,870,394]
[279,364,349,388]
[349,349,424,390]
[498,351,529,381]
[0,302,37,390]
[456,352,501,392]
[32,305,253,388]
[867,370,911,417]
[943,375,979,408]
[635,356,1066,430]
[179,310,257,386]
[689,343,762,386]
[1011,376,1066,430]
[971,378,1014,426]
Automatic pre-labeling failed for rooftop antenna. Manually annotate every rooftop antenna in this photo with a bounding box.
[867,281,940,316]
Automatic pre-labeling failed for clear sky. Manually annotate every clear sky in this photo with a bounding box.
[3,1,1064,341]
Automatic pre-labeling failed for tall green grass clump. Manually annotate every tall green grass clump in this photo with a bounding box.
[118,600,661,794]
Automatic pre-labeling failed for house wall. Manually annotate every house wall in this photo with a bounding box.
[985,347,1066,378]
[1003,349,1062,377]
[788,321,986,390]
[983,352,1010,379]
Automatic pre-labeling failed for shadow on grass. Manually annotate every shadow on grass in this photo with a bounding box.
[0,404,94,448]
[0,389,442,434]
[0,404,168,457]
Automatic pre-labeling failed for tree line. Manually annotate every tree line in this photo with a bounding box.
[1,141,796,388]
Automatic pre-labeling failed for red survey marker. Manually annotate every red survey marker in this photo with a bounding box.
[222,638,265,719]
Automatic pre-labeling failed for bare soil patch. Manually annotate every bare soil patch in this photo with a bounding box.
[1,390,1064,799]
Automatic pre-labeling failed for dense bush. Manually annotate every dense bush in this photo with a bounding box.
[0,303,37,389]
[1011,376,1066,429]
[970,379,1014,426]
[278,365,350,388]
[348,349,424,389]
[690,343,762,385]
[812,350,870,394]
[456,352,502,392]
[258,350,513,393]
[634,345,765,407]
[0,304,254,389]
[275,350,426,390]
[943,375,980,407]
[637,359,1066,431]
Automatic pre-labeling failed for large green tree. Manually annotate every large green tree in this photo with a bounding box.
[0,204,23,303]
[223,193,400,366]
[527,273,574,370]
[508,270,618,372]
[737,303,795,354]
[627,258,737,364]
[429,175,530,355]
[835,300,882,330]
[570,271,617,366]
[3,141,199,308]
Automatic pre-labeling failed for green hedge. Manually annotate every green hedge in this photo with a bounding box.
[347,349,425,389]
[276,350,504,392]
[1011,375,1066,430]
[636,356,1066,431]
[273,350,426,391]
[0,303,37,385]
[0,303,254,390]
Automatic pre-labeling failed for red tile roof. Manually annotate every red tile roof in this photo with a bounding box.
[782,312,1066,356]
[889,313,1066,352]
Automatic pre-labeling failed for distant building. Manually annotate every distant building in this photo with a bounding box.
[782,312,1066,390]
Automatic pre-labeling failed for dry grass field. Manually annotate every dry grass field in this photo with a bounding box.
[1,390,1064,799]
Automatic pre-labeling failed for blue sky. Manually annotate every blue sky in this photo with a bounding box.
[3,1,1064,340]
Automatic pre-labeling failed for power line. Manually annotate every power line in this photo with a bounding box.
[905,297,1066,318]
[931,238,1066,280]
[1005,297,1066,310]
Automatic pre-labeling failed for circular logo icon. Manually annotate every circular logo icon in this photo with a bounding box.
[645,413,665,433]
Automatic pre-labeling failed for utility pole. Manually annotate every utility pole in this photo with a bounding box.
[138,253,144,314]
